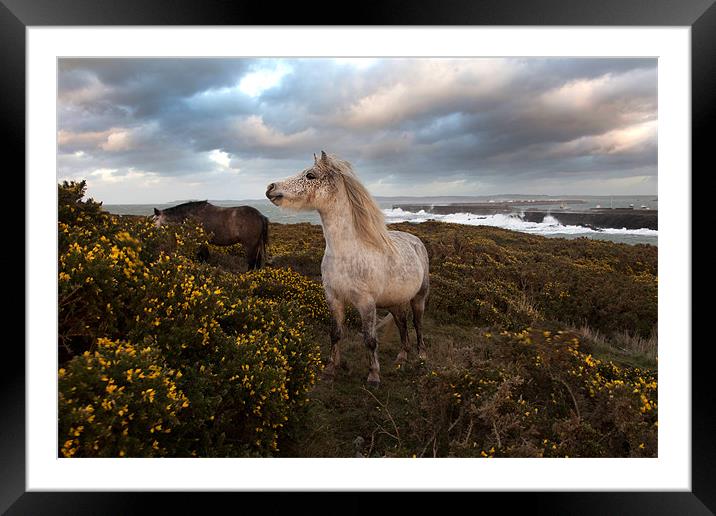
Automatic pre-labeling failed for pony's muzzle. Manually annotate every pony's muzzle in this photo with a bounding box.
[266,183,283,203]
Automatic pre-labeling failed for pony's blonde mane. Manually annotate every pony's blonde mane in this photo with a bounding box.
[317,155,396,253]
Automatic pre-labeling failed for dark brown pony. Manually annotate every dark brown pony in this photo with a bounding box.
[153,201,269,270]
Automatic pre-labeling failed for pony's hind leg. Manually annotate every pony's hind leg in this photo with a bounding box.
[356,300,380,387]
[389,304,410,365]
[245,244,259,270]
[196,244,210,263]
[323,295,345,381]
[411,291,428,361]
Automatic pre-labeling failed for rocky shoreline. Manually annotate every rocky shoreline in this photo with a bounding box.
[393,204,658,230]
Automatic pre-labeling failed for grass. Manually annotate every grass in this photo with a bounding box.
[571,324,658,369]
[282,315,658,457]
[281,314,449,457]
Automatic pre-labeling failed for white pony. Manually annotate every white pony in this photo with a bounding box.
[266,152,429,386]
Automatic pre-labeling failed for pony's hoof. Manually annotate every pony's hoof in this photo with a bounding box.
[394,351,408,366]
[322,363,337,381]
[367,379,380,389]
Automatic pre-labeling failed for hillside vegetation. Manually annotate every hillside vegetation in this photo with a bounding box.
[58,181,657,458]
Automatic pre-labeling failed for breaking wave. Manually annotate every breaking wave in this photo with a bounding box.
[382,208,658,237]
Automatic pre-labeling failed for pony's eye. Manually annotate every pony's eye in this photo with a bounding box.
[306,172,317,180]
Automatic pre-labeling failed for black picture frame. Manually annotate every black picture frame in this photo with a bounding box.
[5,0,709,513]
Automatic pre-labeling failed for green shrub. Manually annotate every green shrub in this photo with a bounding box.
[58,181,322,457]
[233,267,332,326]
[58,180,106,228]
[393,222,657,338]
[58,338,189,457]
[266,223,325,278]
[430,260,536,329]
[126,257,323,455]
[413,328,657,457]
[59,227,145,354]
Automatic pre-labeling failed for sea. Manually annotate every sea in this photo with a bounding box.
[104,195,658,247]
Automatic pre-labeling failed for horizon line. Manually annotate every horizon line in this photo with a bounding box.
[102,193,659,205]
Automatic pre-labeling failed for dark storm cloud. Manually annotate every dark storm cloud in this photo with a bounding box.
[57,57,657,200]
[60,58,252,119]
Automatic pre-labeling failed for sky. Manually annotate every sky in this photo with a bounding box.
[57,57,657,203]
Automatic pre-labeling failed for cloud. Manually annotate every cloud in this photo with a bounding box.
[57,57,657,201]
[337,59,518,130]
[234,115,317,150]
[238,62,293,97]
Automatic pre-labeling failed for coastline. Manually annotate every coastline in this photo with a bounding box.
[105,199,658,247]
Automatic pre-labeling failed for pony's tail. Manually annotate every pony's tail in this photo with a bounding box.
[375,313,393,330]
[254,215,269,269]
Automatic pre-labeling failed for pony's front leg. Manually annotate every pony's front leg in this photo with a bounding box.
[323,295,345,381]
[357,300,380,387]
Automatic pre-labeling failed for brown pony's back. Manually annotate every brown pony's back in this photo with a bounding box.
[153,201,269,269]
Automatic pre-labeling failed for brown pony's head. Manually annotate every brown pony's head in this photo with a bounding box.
[152,201,208,227]
[151,207,166,227]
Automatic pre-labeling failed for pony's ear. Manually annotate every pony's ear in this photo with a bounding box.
[320,150,328,163]
[153,208,161,216]
[313,153,318,164]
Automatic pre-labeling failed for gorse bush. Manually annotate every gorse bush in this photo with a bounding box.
[429,260,536,329]
[58,180,105,227]
[266,223,325,279]
[58,182,322,457]
[233,267,332,325]
[58,338,189,458]
[59,213,208,358]
[413,329,657,458]
[400,221,658,339]
[128,256,322,455]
